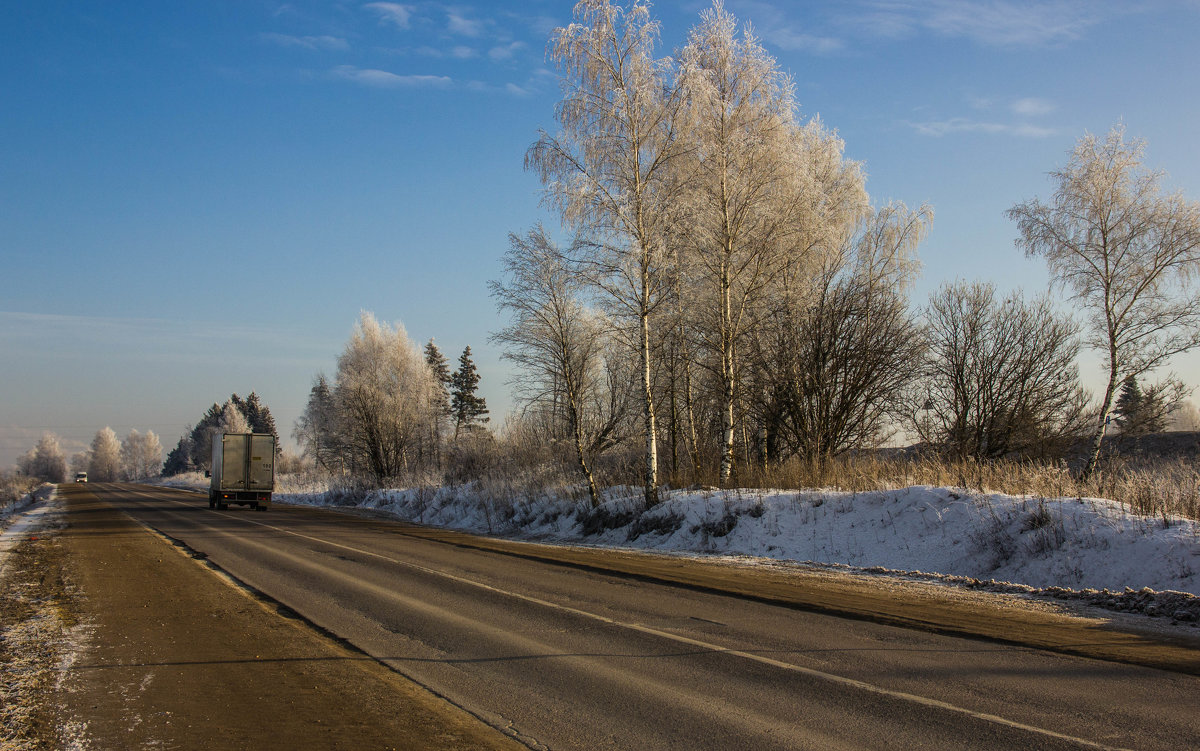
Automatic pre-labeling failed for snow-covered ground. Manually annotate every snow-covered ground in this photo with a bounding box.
[0,484,56,575]
[154,473,1200,621]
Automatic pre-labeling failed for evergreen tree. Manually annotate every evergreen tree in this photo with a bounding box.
[243,391,280,450]
[295,374,344,474]
[450,346,489,439]
[162,433,193,476]
[424,340,453,466]
[1115,375,1167,435]
[188,403,224,469]
[424,340,452,418]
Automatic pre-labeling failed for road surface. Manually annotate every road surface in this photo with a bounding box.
[48,483,1200,750]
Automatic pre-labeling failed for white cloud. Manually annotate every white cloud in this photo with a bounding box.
[906,117,1056,138]
[505,82,532,97]
[447,10,484,37]
[331,65,452,88]
[734,2,844,55]
[1012,97,1056,116]
[488,41,524,61]
[763,28,843,54]
[366,2,415,29]
[451,45,477,59]
[849,0,1106,47]
[259,33,349,51]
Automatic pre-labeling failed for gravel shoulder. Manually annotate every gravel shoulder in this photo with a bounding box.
[15,484,526,751]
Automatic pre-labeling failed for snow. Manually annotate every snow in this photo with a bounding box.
[151,475,1200,621]
[0,484,57,575]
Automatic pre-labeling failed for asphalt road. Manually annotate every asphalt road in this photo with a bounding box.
[65,483,1200,751]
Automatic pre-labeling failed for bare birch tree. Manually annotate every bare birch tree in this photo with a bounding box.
[527,0,686,506]
[1008,124,1200,478]
[490,226,628,506]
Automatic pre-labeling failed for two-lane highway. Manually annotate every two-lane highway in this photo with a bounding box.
[76,483,1200,750]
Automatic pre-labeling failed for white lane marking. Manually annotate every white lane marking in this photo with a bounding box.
[130,487,1131,751]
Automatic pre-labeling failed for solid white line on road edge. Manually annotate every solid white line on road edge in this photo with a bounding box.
[133,487,1131,751]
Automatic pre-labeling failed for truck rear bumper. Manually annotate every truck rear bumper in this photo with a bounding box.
[209,490,272,510]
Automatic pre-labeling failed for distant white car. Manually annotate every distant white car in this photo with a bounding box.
[75,472,88,483]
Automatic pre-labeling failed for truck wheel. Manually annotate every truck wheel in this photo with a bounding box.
[208,493,215,509]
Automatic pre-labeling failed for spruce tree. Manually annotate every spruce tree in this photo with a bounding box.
[1115,375,1166,436]
[1114,375,1144,433]
[162,434,193,476]
[450,346,489,439]
[424,340,452,419]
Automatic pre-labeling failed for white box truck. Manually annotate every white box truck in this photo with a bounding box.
[209,432,275,510]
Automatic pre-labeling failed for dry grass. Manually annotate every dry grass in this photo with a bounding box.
[729,453,1200,520]
[1,471,39,514]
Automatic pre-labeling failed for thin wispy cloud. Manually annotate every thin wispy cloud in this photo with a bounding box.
[847,0,1106,46]
[447,10,484,37]
[1012,97,1055,116]
[259,32,349,51]
[764,28,844,55]
[331,64,452,88]
[488,41,524,62]
[736,1,845,55]
[366,2,415,29]
[906,117,1056,138]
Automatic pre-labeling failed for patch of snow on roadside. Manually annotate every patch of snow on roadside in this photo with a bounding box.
[0,485,58,575]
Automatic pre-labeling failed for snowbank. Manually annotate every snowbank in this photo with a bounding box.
[279,483,1199,616]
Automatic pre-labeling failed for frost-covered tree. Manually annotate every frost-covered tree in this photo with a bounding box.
[237,392,279,445]
[18,433,67,483]
[527,0,688,506]
[219,400,252,435]
[335,312,437,482]
[1008,124,1200,477]
[294,374,347,475]
[1168,399,1200,432]
[675,3,850,483]
[70,450,91,477]
[120,429,163,481]
[450,346,489,439]
[88,426,122,482]
[491,225,625,506]
[424,340,452,465]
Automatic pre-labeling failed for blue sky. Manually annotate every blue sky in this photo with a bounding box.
[3,0,1199,468]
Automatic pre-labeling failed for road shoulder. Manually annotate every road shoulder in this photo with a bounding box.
[52,484,525,751]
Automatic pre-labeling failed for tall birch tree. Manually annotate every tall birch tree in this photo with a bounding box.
[677,3,836,484]
[527,0,686,506]
[1008,125,1200,478]
[490,226,614,507]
